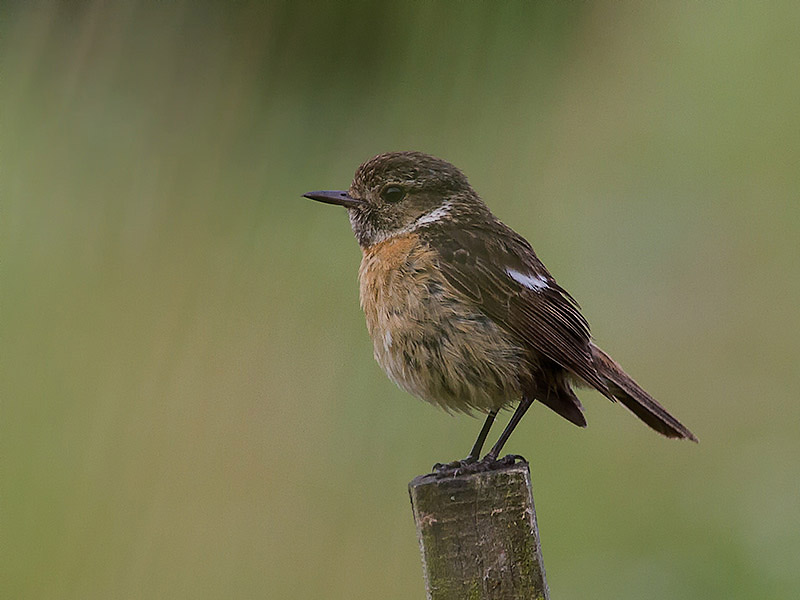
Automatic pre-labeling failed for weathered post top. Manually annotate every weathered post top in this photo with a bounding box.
[409,462,549,600]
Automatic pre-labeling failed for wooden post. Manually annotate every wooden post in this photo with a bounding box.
[409,461,550,600]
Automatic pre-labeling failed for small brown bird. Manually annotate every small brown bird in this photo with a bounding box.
[304,152,696,470]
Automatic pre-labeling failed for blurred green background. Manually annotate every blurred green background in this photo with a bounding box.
[3,2,799,598]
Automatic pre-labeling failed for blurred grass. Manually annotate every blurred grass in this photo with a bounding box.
[3,2,800,599]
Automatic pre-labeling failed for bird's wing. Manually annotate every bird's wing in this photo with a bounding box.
[429,220,607,392]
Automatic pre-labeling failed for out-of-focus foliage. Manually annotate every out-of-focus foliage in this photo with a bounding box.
[3,2,799,599]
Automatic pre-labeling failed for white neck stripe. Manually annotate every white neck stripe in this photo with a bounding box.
[371,202,452,243]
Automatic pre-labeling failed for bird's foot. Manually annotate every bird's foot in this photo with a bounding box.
[432,457,477,475]
[431,454,527,478]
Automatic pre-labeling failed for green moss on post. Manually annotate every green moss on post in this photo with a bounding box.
[409,462,549,600]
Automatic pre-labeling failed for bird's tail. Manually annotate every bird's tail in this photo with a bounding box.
[590,344,698,442]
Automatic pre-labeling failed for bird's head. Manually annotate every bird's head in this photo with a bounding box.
[304,151,490,247]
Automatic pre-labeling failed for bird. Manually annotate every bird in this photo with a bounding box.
[303,151,697,471]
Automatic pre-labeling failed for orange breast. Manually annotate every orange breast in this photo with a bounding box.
[357,233,526,413]
[359,233,430,314]
[360,233,422,277]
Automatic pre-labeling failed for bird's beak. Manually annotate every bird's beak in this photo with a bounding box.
[302,190,363,209]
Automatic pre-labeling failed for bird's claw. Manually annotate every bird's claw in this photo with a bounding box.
[431,454,527,478]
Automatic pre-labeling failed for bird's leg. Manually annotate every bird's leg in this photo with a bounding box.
[483,396,534,463]
[467,410,497,462]
[432,410,497,474]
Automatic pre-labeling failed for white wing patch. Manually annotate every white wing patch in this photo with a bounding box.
[506,268,549,292]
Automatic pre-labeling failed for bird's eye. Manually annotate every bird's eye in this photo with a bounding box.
[381,186,405,203]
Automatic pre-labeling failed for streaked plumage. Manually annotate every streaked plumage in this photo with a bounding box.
[304,151,697,464]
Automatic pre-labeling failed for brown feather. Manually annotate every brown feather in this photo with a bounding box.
[313,150,697,444]
[428,220,608,394]
[591,345,698,441]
